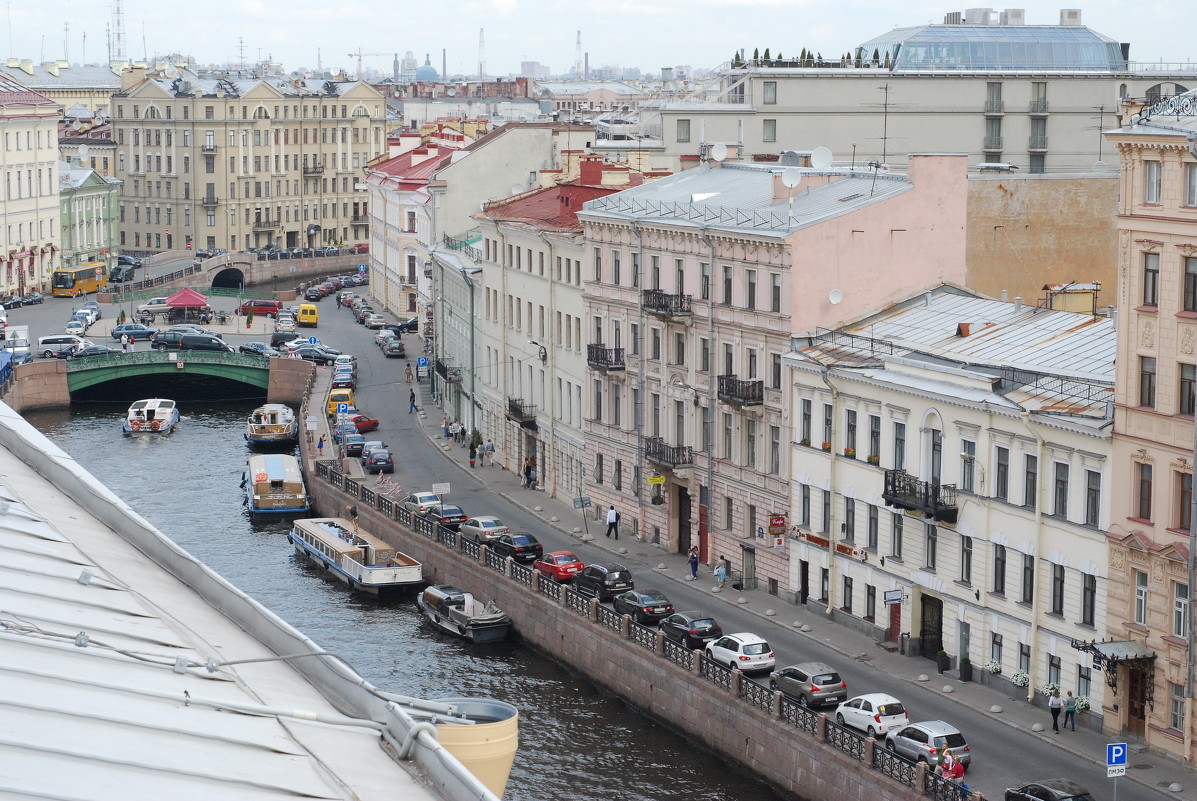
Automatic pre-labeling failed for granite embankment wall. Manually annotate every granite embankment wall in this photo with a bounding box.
[5,360,70,411]
[307,469,964,801]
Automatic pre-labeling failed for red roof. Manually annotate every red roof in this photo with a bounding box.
[479,178,639,232]
[166,288,209,308]
[369,146,458,191]
[0,73,56,108]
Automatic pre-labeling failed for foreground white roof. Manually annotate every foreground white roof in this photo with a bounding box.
[0,402,487,800]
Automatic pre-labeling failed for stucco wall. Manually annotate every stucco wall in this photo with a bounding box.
[965,174,1117,307]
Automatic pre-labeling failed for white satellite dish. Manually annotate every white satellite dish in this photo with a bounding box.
[510,184,523,196]
[163,65,179,79]
[447,88,457,97]
[71,120,82,130]
[810,146,833,169]
[709,142,728,162]
[828,288,843,305]
[78,145,90,157]
[781,168,802,189]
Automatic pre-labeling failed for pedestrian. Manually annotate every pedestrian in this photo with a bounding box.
[468,441,477,468]
[128,335,136,352]
[120,333,129,352]
[405,363,413,383]
[336,294,342,308]
[346,504,358,527]
[1063,691,1077,731]
[408,388,419,414]
[688,546,699,580]
[1048,689,1063,733]
[714,556,728,589]
[605,505,620,539]
[522,457,532,488]
[483,438,495,467]
[317,434,325,458]
[442,415,449,438]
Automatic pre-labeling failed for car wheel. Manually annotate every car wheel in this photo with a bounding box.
[769,679,777,690]
[42,350,54,358]
[867,726,877,738]
[797,694,809,707]
[885,740,895,752]
[836,713,846,727]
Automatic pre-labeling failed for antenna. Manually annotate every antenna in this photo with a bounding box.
[782,168,802,220]
[878,83,891,164]
[63,21,69,63]
[710,142,728,162]
[574,30,582,78]
[112,0,126,62]
[478,28,485,82]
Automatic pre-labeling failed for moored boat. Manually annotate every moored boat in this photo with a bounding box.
[243,454,309,516]
[244,403,299,446]
[123,398,180,434]
[289,517,422,595]
[417,584,511,642]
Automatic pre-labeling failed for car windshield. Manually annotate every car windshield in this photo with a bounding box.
[742,642,771,655]
[692,618,717,630]
[511,535,534,546]
[604,571,629,584]
[441,506,463,516]
[934,733,967,748]
[481,520,503,528]
[642,591,669,603]
[877,702,906,717]
[554,553,578,564]
[813,673,840,685]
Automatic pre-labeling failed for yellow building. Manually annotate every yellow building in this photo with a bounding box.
[0,59,121,115]
[112,68,386,254]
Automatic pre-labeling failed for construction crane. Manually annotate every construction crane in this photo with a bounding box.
[347,48,389,81]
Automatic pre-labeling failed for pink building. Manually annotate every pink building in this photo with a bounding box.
[577,154,967,595]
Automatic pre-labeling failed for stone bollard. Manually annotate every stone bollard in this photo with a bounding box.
[915,760,927,787]
[621,614,631,638]
[558,581,569,608]
[729,668,741,698]
[691,649,703,676]
[589,597,600,623]
[656,630,666,656]
[865,736,875,768]
[479,544,489,564]
[816,712,828,742]
[504,555,513,577]
[770,689,782,717]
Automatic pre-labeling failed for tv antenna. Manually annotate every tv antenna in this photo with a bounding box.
[781,167,802,220]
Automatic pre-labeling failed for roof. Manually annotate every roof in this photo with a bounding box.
[127,69,375,101]
[0,72,57,108]
[166,287,209,307]
[536,81,642,96]
[0,62,120,90]
[857,23,1125,71]
[1113,89,1197,137]
[479,181,631,232]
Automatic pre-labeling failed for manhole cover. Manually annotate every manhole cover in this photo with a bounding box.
[1131,763,1153,770]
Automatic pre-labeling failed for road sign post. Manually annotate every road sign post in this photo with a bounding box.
[1107,742,1127,801]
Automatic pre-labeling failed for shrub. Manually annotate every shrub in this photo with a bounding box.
[1011,671,1030,687]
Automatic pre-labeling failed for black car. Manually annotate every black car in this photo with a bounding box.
[573,563,634,601]
[117,254,142,268]
[292,346,336,365]
[270,331,301,348]
[1005,780,1093,801]
[659,611,724,649]
[489,532,544,563]
[0,293,22,308]
[331,373,355,390]
[343,434,366,458]
[365,449,394,474]
[21,291,43,305]
[421,503,468,530]
[395,317,419,333]
[152,331,187,350]
[304,287,323,301]
[66,344,121,359]
[354,306,375,323]
[382,340,407,358]
[239,342,279,357]
[612,589,676,623]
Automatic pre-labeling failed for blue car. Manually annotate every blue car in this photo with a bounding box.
[111,323,159,341]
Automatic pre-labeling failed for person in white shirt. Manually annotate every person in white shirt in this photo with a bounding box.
[605,506,620,539]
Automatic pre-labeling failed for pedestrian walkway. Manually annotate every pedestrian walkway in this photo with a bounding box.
[405,380,1190,798]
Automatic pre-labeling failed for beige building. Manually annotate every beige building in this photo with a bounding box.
[0,74,61,295]
[112,69,386,254]
[0,59,121,115]
[1104,90,1197,761]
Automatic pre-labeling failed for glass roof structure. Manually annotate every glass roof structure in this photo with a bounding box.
[857,25,1126,71]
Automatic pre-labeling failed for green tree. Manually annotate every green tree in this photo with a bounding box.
[752,47,760,63]
[872,48,880,65]
[762,48,771,65]
[855,50,863,68]
[883,50,891,68]
[732,51,743,67]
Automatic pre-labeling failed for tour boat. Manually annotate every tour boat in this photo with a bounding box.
[416,584,511,643]
[244,403,299,446]
[243,454,309,516]
[122,398,180,434]
[289,517,423,595]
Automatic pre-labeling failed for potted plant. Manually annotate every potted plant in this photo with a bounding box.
[983,659,1002,675]
[246,308,255,329]
[1011,670,1030,688]
[959,656,973,682]
[867,454,880,465]
[843,447,857,458]
[936,649,951,674]
[800,437,811,447]
[821,441,832,452]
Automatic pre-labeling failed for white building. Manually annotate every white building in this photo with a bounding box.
[784,283,1113,717]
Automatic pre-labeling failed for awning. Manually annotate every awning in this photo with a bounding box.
[1092,640,1156,662]
[165,288,209,307]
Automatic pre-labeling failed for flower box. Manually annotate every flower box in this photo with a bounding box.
[843,448,857,458]
[821,442,831,452]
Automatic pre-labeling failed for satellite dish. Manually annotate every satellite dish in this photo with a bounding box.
[710,142,728,162]
[447,87,457,97]
[1093,160,1109,172]
[779,150,802,167]
[810,146,833,169]
[78,145,90,157]
[510,184,523,196]
[829,289,843,305]
[781,168,802,189]
[163,65,179,79]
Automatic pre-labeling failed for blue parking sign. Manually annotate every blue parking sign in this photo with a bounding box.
[1107,743,1127,766]
[358,264,367,273]
[336,403,349,415]
[417,356,428,368]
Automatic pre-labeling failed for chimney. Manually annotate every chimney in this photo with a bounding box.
[1059,8,1081,25]
[1000,289,1008,301]
[1014,296,1023,313]
[579,155,603,185]
[957,323,972,337]
[18,59,34,74]
[120,64,147,91]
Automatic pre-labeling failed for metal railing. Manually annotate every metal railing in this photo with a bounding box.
[303,165,324,176]
[252,218,280,230]
[663,639,694,670]
[642,288,693,317]
[874,743,918,787]
[442,232,482,262]
[201,194,219,207]
[586,344,626,371]
[779,696,819,735]
[459,537,481,560]
[983,99,1004,114]
[510,561,533,587]
[983,135,1003,151]
[539,576,562,602]
[64,349,272,374]
[883,469,958,524]
[925,771,971,801]
[739,677,774,712]
[1029,98,1049,114]
[629,621,657,651]
[825,720,867,761]
[717,374,764,406]
[644,436,694,468]
[700,656,732,690]
[1028,135,1048,150]
[596,605,623,633]
[507,397,537,425]
[563,587,590,616]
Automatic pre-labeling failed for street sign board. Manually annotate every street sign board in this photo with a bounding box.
[572,496,594,509]
[1107,765,1125,778]
[647,474,667,485]
[431,482,450,496]
[1107,743,1127,766]
[883,589,904,605]
[417,356,429,368]
[305,416,318,431]
[359,264,367,273]
[336,402,349,415]
[95,267,103,276]
[308,336,318,344]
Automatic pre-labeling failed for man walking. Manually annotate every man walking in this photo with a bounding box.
[408,388,419,414]
[605,505,620,539]
[120,333,129,352]
[483,438,495,467]
[405,362,413,383]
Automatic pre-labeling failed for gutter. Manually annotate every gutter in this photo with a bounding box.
[820,365,841,617]
[1019,408,1047,705]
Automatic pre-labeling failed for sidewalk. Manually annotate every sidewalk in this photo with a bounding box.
[408,380,1190,798]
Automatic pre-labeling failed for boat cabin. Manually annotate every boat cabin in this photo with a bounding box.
[246,454,307,511]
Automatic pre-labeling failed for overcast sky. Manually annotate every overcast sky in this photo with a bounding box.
[4,0,1193,78]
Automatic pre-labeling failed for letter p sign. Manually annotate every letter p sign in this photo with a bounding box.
[1107,743,1127,766]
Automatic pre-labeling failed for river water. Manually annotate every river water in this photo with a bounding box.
[25,401,787,801]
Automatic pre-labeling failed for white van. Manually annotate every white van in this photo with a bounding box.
[37,334,88,358]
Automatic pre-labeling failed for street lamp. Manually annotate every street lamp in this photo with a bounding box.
[527,339,547,364]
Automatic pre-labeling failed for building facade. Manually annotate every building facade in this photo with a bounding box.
[0,74,61,295]
[59,161,120,270]
[1104,90,1197,760]
[785,284,1113,721]
[0,59,121,115]
[112,69,386,255]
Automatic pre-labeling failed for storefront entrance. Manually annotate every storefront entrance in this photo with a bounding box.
[919,594,943,659]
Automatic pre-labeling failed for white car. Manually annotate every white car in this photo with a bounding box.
[459,516,510,544]
[401,491,442,514]
[375,329,397,347]
[64,319,87,335]
[704,633,775,674]
[333,354,357,369]
[835,693,909,737]
[364,313,386,329]
[275,317,297,333]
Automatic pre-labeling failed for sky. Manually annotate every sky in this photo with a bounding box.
[3,0,1194,78]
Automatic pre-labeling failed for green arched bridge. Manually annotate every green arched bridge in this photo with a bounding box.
[65,350,271,393]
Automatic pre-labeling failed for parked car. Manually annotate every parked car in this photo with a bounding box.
[884,721,970,770]
[239,342,279,357]
[375,329,397,347]
[402,492,442,514]
[111,323,159,341]
[117,254,142,268]
[331,373,356,390]
[359,441,388,463]
[21,291,43,305]
[363,313,386,329]
[333,354,356,369]
[612,589,675,624]
[66,344,121,359]
[292,346,336,365]
[459,516,510,544]
[348,413,379,433]
[770,662,847,708]
[835,693,909,738]
[573,563,634,601]
[488,532,543,563]
[271,331,301,348]
[365,449,394,474]
[236,299,282,318]
[421,503,467,530]
[532,551,585,582]
[275,317,297,333]
[704,633,776,674]
[0,293,22,308]
[382,339,407,358]
[348,243,369,254]
[659,612,723,649]
[354,307,375,324]
[304,287,323,301]
[395,317,419,333]
[37,335,88,358]
[152,331,187,350]
[343,434,366,458]
[64,319,87,336]
[1004,780,1093,801]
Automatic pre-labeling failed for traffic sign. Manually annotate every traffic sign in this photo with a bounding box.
[358,264,367,273]
[431,482,450,496]
[647,474,667,485]
[1107,742,1127,767]
[336,402,349,414]
[417,356,428,368]
[308,336,318,344]
[1107,765,1125,778]
[95,267,103,276]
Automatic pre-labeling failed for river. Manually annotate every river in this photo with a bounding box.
[24,401,787,801]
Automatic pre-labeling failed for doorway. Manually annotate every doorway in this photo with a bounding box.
[677,487,692,554]
[740,544,757,591]
[888,602,902,643]
[799,560,810,606]
[919,594,943,658]
[1127,667,1148,737]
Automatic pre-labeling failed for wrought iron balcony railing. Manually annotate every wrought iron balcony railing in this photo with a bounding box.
[643,289,692,318]
[882,469,958,524]
[302,165,324,176]
[1029,98,1049,114]
[717,374,764,406]
[252,218,279,230]
[645,436,694,469]
[200,195,219,207]
[984,100,1004,114]
[507,397,537,429]
[587,344,626,371]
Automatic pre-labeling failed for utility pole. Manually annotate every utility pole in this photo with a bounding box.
[112,0,126,62]
[478,29,485,83]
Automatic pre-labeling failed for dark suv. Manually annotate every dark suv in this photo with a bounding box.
[659,611,723,649]
[489,532,543,563]
[179,333,233,352]
[573,563,634,601]
[152,331,187,350]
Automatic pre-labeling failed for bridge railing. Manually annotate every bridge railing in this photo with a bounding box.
[63,349,272,372]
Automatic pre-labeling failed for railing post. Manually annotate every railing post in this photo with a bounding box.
[816,712,828,743]
[865,736,875,768]
[504,555,513,577]
[479,544,489,564]
[729,668,741,698]
[656,630,666,656]
[621,614,631,639]
[691,650,703,676]
[771,690,782,718]
[589,597,600,623]
[915,760,927,789]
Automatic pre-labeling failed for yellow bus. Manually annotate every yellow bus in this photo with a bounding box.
[51,262,110,297]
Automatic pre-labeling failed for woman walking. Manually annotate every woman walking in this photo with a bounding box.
[1048,689,1063,733]
[688,546,699,581]
[1063,691,1077,731]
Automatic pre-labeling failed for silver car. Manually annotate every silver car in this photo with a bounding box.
[401,492,442,514]
[769,661,847,708]
[459,516,510,544]
[884,720,971,769]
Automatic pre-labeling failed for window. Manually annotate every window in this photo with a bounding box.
[771,273,782,312]
[1143,252,1160,306]
[595,453,604,484]
[800,485,811,526]
[924,524,937,570]
[960,536,973,584]
[1019,642,1031,673]
[1085,470,1101,526]
[1173,581,1190,637]
[1184,258,1197,313]
[1077,666,1092,699]
[745,504,757,539]
[771,353,782,390]
[1082,574,1096,626]
[722,265,733,304]
[821,490,831,534]
[1053,462,1069,518]
[762,80,777,104]
[770,425,781,474]
[867,505,878,550]
[996,446,1010,500]
[1134,570,1149,625]
[891,513,903,558]
[993,544,1007,594]
[869,415,881,462]
[746,419,757,467]
[1140,356,1157,408]
[1179,472,1193,531]
[762,119,777,142]
[990,632,1003,665]
[1051,563,1065,615]
[1021,553,1035,604]
[822,403,833,447]
[845,410,857,455]
[700,337,710,371]
[1171,683,1187,731]
[801,399,812,443]
[650,328,661,360]
[1145,160,1162,204]
[961,439,976,492]
[613,459,622,491]
[1023,454,1037,509]
[1047,654,1061,686]
[1137,462,1153,521]
[674,332,685,365]
[843,499,855,542]
[865,585,876,621]
[593,247,602,281]
[677,119,691,143]
[1182,363,1197,415]
[700,262,710,300]
[1187,163,1197,207]
[842,576,853,613]
[612,250,621,284]
[893,422,906,469]
[722,413,733,459]
[746,270,757,308]
[724,495,734,530]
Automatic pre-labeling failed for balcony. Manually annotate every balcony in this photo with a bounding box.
[983,136,1003,152]
[200,195,219,207]
[642,289,693,319]
[443,232,482,261]
[882,469,958,524]
[644,436,694,469]
[587,344,625,371]
[717,374,764,406]
[351,215,369,225]
[302,165,324,177]
[434,359,462,384]
[506,398,538,430]
[1028,135,1048,151]
[984,100,1004,115]
[200,143,216,153]
[1029,98,1049,115]
[252,217,279,231]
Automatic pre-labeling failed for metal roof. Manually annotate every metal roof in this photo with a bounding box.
[857,23,1125,71]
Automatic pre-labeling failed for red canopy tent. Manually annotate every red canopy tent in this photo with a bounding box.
[165,288,209,307]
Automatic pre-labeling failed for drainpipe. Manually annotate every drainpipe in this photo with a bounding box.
[820,365,841,617]
[630,221,646,538]
[1020,408,1047,704]
[461,268,477,438]
[537,230,559,497]
[1187,384,1197,763]
[697,227,717,560]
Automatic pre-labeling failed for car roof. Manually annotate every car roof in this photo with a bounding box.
[470,515,503,522]
[726,632,768,644]
[908,720,958,733]
[851,692,902,703]
[787,661,837,673]
[1034,779,1090,795]
[414,491,439,499]
[590,562,628,571]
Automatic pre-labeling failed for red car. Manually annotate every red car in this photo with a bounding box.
[349,243,369,254]
[533,550,585,582]
[349,414,379,433]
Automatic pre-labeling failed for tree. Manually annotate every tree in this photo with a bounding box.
[752,47,760,64]
[817,52,823,62]
[883,50,891,69]
[855,50,863,68]
[732,51,743,67]
[799,47,808,63]
[872,48,880,66]
[762,48,771,65]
